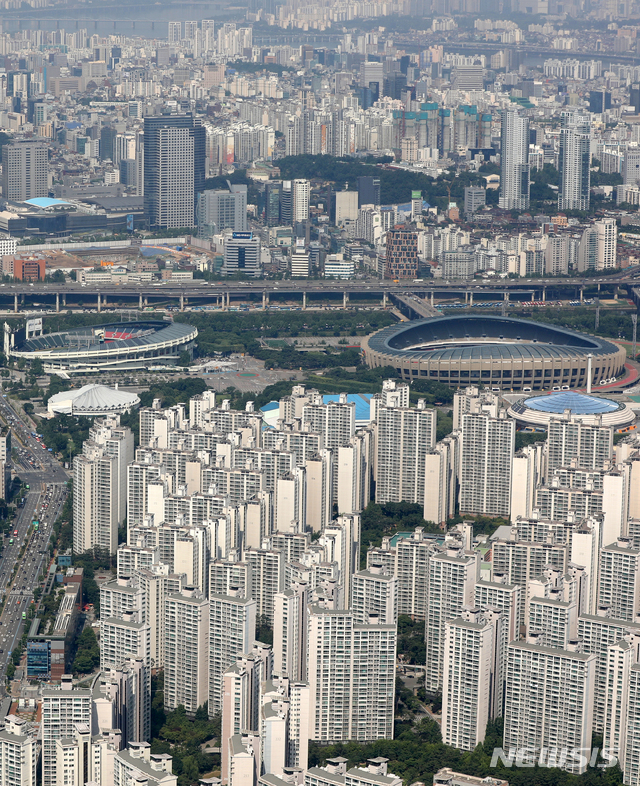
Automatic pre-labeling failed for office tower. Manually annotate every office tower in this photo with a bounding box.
[424,545,479,693]
[42,682,92,786]
[197,184,247,234]
[208,590,257,716]
[547,418,613,473]
[290,248,310,277]
[357,175,381,207]
[264,181,282,225]
[374,400,436,505]
[113,742,176,786]
[503,638,597,774]
[0,715,36,786]
[624,149,640,186]
[463,186,486,216]
[273,580,309,681]
[597,539,640,621]
[222,232,261,277]
[307,606,396,742]
[596,217,617,269]
[351,565,397,624]
[335,191,358,225]
[167,21,181,42]
[100,125,117,162]
[459,412,514,517]
[558,112,591,211]
[498,109,530,211]
[164,587,209,715]
[2,140,47,201]
[589,90,611,114]
[292,179,310,223]
[143,115,205,230]
[384,230,418,279]
[442,608,502,751]
[360,61,383,90]
[452,65,484,90]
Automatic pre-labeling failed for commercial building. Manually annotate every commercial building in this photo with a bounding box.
[384,229,418,279]
[197,184,247,234]
[143,114,205,229]
[2,140,48,201]
[222,232,262,277]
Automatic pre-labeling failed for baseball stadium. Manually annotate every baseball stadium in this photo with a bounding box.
[362,315,626,391]
[6,320,198,373]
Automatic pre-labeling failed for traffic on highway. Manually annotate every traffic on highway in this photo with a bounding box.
[0,391,68,689]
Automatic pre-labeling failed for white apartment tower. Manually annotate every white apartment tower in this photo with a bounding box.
[546,417,613,474]
[424,545,479,693]
[597,218,618,269]
[503,638,597,775]
[41,682,92,786]
[351,565,397,624]
[459,411,515,517]
[597,538,640,621]
[558,111,591,212]
[164,587,209,715]
[374,400,436,506]
[208,590,257,716]
[0,715,36,786]
[499,109,530,211]
[442,608,502,751]
[273,580,308,682]
[307,606,396,742]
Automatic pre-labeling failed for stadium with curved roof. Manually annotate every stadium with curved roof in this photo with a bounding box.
[507,391,636,429]
[10,320,197,372]
[361,315,626,391]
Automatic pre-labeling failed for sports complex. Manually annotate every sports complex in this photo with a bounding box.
[7,320,198,373]
[362,315,627,391]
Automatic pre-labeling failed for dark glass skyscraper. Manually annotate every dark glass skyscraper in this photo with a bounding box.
[143,114,205,229]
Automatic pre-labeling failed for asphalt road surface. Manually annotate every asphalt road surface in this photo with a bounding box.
[0,391,68,691]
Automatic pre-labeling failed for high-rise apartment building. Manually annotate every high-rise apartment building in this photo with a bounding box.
[558,112,591,211]
[442,608,502,751]
[459,412,514,517]
[351,565,397,624]
[596,217,617,269]
[307,606,396,742]
[597,539,640,621]
[208,590,257,716]
[0,715,36,786]
[273,580,309,682]
[42,682,92,786]
[547,417,613,473]
[374,400,436,506]
[503,638,597,774]
[2,141,48,201]
[164,587,209,715]
[167,21,181,42]
[143,115,205,229]
[499,109,530,211]
[424,544,479,693]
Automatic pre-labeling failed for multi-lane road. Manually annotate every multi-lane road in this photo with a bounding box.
[0,393,68,690]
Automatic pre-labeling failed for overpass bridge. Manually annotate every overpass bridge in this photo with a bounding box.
[0,274,636,314]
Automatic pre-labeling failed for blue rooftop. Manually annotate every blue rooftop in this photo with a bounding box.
[322,394,372,422]
[24,197,72,209]
[524,392,620,415]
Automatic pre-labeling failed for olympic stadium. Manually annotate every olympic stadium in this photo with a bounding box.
[361,315,626,391]
[7,320,198,373]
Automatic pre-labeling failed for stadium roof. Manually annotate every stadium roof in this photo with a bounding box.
[48,384,140,415]
[524,392,621,415]
[24,197,73,209]
[21,321,193,354]
[366,315,620,362]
